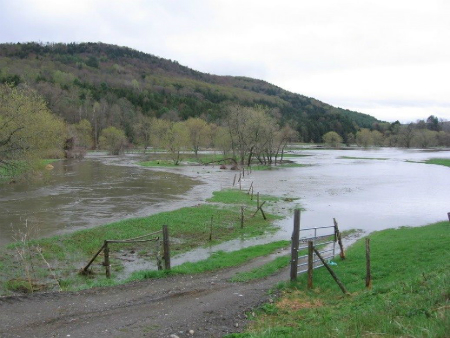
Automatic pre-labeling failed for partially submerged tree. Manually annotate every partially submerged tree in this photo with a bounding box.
[185,117,211,156]
[323,131,343,148]
[99,126,127,155]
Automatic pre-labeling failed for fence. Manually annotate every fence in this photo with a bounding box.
[81,225,170,278]
[290,209,345,282]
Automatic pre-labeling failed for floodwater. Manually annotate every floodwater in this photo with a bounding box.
[153,147,450,268]
[0,153,202,246]
[1,148,449,261]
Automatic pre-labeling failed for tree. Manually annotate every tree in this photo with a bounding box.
[0,84,66,175]
[322,131,343,148]
[71,119,93,148]
[356,129,373,148]
[225,105,278,166]
[273,125,298,164]
[99,126,127,155]
[163,121,189,164]
[371,130,384,147]
[133,114,153,151]
[212,125,232,156]
[185,117,211,156]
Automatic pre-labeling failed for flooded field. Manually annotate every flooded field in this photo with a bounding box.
[1,148,449,251]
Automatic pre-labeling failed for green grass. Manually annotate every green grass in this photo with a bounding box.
[424,158,450,168]
[0,159,61,182]
[0,189,285,295]
[139,159,180,167]
[339,156,388,160]
[207,189,279,206]
[128,241,290,281]
[250,163,307,171]
[230,255,290,282]
[281,154,312,158]
[230,221,450,337]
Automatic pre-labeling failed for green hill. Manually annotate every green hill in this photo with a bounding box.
[0,42,379,143]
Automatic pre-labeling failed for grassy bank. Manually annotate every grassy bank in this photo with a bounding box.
[230,221,450,337]
[128,240,290,282]
[425,158,450,168]
[339,156,388,160]
[0,189,285,295]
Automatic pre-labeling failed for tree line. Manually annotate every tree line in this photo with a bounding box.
[323,116,450,148]
[0,42,378,146]
[2,83,450,181]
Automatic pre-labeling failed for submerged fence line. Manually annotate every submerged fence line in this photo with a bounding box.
[81,225,170,278]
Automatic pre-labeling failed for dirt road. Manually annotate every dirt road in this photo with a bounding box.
[0,248,291,338]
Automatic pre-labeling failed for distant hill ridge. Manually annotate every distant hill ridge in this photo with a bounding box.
[0,42,379,142]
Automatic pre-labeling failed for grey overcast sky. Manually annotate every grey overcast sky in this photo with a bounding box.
[1,0,449,123]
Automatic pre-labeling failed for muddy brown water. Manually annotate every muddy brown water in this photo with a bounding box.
[0,153,204,246]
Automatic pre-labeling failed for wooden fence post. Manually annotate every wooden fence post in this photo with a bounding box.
[333,218,346,259]
[290,209,301,281]
[209,216,213,241]
[447,212,450,223]
[163,224,171,270]
[104,240,111,278]
[313,247,349,295]
[307,241,314,289]
[240,206,244,228]
[366,238,372,289]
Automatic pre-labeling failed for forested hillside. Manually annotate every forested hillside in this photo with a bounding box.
[0,42,377,144]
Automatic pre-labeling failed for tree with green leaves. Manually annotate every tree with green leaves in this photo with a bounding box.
[322,131,343,148]
[185,117,211,156]
[0,84,66,177]
[99,126,127,155]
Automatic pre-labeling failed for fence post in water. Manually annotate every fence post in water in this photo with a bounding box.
[334,218,346,260]
[290,209,301,281]
[163,225,171,270]
[447,212,450,223]
[104,240,111,278]
[233,174,237,187]
[366,238,372,289]
[308,241,314,289]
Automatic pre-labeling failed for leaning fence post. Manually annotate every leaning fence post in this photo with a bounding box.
[307,241,314,289]
[366,238,372,289]
[104,240,111,278]
[313,247,349,295]
[290,209,301,281]
[163,224,171,270]
[334,218,346,260]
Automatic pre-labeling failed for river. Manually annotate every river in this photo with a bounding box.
[1,148,449,249]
